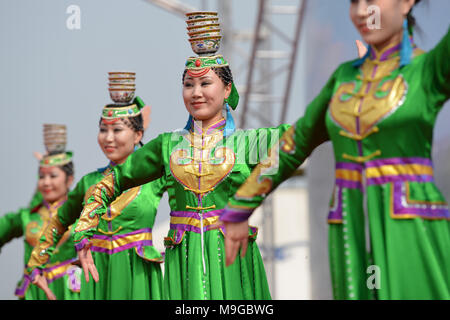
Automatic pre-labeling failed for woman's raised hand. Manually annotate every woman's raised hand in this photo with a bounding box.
[32,273,56,300]
[78,245,99,283]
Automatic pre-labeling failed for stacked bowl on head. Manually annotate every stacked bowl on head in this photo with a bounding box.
[108,71,136,104]
[186,12,221,56]
[43,124,67,154]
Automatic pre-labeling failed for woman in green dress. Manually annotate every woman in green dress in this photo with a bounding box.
[0,126,80,300]
[27,96,165,300]
[72,14,290,300]
[221,0,450,299]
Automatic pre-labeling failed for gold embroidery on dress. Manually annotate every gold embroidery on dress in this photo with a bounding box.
[235,142,279,199]
[280,126,296,154]
[75,173,116,232]
[329,56,407,137]
[27,210,66,268]
[25,221,42,247]
[101,186,141,221]
[170,130,235,202]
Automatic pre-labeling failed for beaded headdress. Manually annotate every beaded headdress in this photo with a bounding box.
[40,124,73,167]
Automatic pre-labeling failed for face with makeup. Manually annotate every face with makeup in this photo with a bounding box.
[183,68,232,128]
[38,166,73,204]
[350,0,416,50]
[98,118,143,164]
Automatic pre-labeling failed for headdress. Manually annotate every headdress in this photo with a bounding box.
[40,124,73,167]
[103,72,149,128]
[183,12,239,135]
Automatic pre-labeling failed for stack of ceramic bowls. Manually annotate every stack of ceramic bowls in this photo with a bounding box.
[43,124,67,154]
[108,71,136,104]
[186,12,221,56]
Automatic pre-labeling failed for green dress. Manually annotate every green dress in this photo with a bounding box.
[0,191,80,300]
[77,118,290,299]
[222,28,450,300]
[27,163,165,300]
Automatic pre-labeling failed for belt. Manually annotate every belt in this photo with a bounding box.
[90,228,153,255]
[335,157,434,188]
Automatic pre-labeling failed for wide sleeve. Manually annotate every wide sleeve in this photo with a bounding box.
[424,26,450,108]
[0,209,25,250]
[72,134,166,249]
[221,67,338,222]
[26,175,89,273]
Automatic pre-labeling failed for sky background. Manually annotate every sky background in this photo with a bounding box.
[0,0,449,299]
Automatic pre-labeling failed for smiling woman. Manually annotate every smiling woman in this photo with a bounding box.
[221,0,450,300]
[72,12,291,300]
[0,125,80,300]
[26,92,166,300]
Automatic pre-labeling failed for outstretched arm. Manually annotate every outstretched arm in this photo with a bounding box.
[26,175,89,275]
[0,209,25,250]
[72,134,166,271]
[221,67,339,266]
[424,26,450,108]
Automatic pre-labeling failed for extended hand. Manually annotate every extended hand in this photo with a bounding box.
[223,220,250,267]
[356,40,368,58]
[32,273,56,300]
[78,246,99,283]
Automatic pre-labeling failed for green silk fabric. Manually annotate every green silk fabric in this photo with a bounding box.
[26,164,165,300]
[0,191,79,300]
[227,28,450,299]
[80,122,290,299]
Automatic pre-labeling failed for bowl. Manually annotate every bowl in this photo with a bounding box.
[186,24,220,32]
[186,17,219,27]
[189,32,221,40]
[109,83,136,88]
[109,88,135,103]
[189,36,221,55]
[188,28,220,37]
[108,72,136,79]
[109,78,135,84]
[186,11,218,20]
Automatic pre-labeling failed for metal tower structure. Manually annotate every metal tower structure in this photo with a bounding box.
[142,0,307,298]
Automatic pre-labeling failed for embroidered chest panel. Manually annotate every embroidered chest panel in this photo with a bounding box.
[329,58,407,137]
[169,132,235,200]
[25,205,70,247]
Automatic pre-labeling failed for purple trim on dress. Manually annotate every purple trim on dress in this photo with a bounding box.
[219,207,253,222]
[366,174,433,186]
[336,179,362,189]
[14,274,31,297]
[327,185,343,222]
[206,119,226,135]
[74,238,90,252]
[90,239,153,255]
[365,157,432,167]
[44,258,77,272]
[15,268,42,297]
[369,43,401,61]
[170,210,224,219]
[91,228,152,241]
[45,258,78,284]
[336,162,364,171]
[391,181,449,219]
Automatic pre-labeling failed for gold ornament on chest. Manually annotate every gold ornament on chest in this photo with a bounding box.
[329,58,407,137]
[170,133,235,198]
